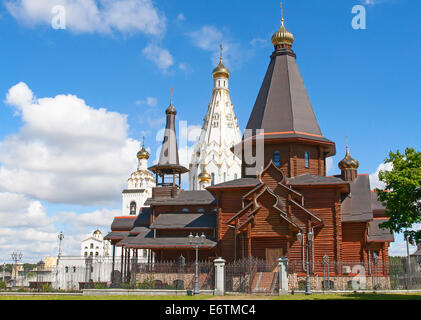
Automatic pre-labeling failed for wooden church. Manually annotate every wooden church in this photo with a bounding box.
[105,11,394,278]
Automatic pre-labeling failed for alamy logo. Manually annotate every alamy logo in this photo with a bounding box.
[51,5,66,30]
[352,5,367,30]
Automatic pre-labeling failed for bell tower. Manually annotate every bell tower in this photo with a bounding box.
[239,3,336,178]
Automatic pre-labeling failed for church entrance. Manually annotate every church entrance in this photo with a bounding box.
[265,248,283,271]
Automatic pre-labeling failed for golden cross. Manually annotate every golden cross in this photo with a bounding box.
[220,44,223,63]
[170,87,174,104]
[142,136,145,147]
[280,2,284,23]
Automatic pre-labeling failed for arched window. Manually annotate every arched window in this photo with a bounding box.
[304,152,310,168]
[234,173,238,180]
[130,202,137,215]
[211,173,215,186]
[95,252,99,256]
[84,252,88,257]
[273,150,281,167]
[90,243,93,249]
[224,172,226,182]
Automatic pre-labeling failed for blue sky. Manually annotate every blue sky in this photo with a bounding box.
[0,0,419,261]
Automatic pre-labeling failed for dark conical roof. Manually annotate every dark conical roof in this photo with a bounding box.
[149,99,188,175]
[245,48,335,156]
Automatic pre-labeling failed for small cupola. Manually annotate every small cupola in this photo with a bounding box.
[338,143,359,181]
[212,44,230,79]
[137,137,150,160]
[271,2,295,50]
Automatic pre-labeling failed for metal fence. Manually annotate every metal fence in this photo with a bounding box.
[225,257,421,294]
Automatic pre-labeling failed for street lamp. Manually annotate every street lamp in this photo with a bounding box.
[297,231,313,295]
[188,232,206,295]
[11,252,23,288]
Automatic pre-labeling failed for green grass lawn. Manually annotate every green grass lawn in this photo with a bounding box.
[1,293,421,300]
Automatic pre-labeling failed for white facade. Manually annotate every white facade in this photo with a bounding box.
[122,143,155,216]
[81,230,110,258]
[189,57,242,190]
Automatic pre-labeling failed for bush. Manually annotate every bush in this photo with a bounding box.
[93,283,107,289]
[0,281,6,290]
[41,284,53,292]
[137,275,156,289]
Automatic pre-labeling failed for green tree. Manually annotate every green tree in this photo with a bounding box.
[377,148,421,244]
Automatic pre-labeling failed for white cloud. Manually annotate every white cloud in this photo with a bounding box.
[142,43,174,71]
[179,63,194,75]
[0,192,60,261]
[188,26,223,51]
[369,162,393,190]
[58,208,120,232]
[176,13,185,22]
[0,82,140,205]
[326,157,334,175]
[6,0,166,36]
[136,97,158,107]
[187,25,254,71]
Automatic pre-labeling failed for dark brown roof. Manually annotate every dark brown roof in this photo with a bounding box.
[371,191,386,215]
[124,230,217,249]
[122,189,146,194]
[207,178,260,189]
[341,175,373,222]
[148,102,188,175]
[134,207,151,227]
[367,219,394,242]
[104,231,129,241]
[111,217,137,231]
[145,190,216,206]
[245,49,335,156]
[287,174,346,185]
[150,214,216,230]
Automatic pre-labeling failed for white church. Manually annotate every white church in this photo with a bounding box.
[189,46,242,190]
[122,138,156,216]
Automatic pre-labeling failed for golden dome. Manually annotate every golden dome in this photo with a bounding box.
[137,138,150,160]
[212,44,230,79]
[198,165,211,183]
[272,19,295,47]
[338,145,359,170]
[272,3,294,47]
[93,229,102,235]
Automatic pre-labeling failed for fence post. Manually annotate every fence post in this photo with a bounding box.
[214,258,226,296]
[278,257,289,295]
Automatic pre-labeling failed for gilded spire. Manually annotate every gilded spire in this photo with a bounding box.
[137,136,150,160]
[166,87,177,115]
[272,2,295,48]
[338,138,359,170]
[212,44,230,79]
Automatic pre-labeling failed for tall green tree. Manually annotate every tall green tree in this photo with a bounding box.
[377,148,421,244]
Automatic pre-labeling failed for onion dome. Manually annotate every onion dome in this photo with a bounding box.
[93,229,102,235]
[198,165,211,183]
[272,3,294,47]
[137,137,150,160]
[338,145,359,170]
[272,19,294,47]
[212,44,230,79]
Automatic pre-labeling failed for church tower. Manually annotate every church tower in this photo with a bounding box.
[121,138,156,216]
[189,45,242,190]
[149,89,189,197]
[240,4,336,178]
